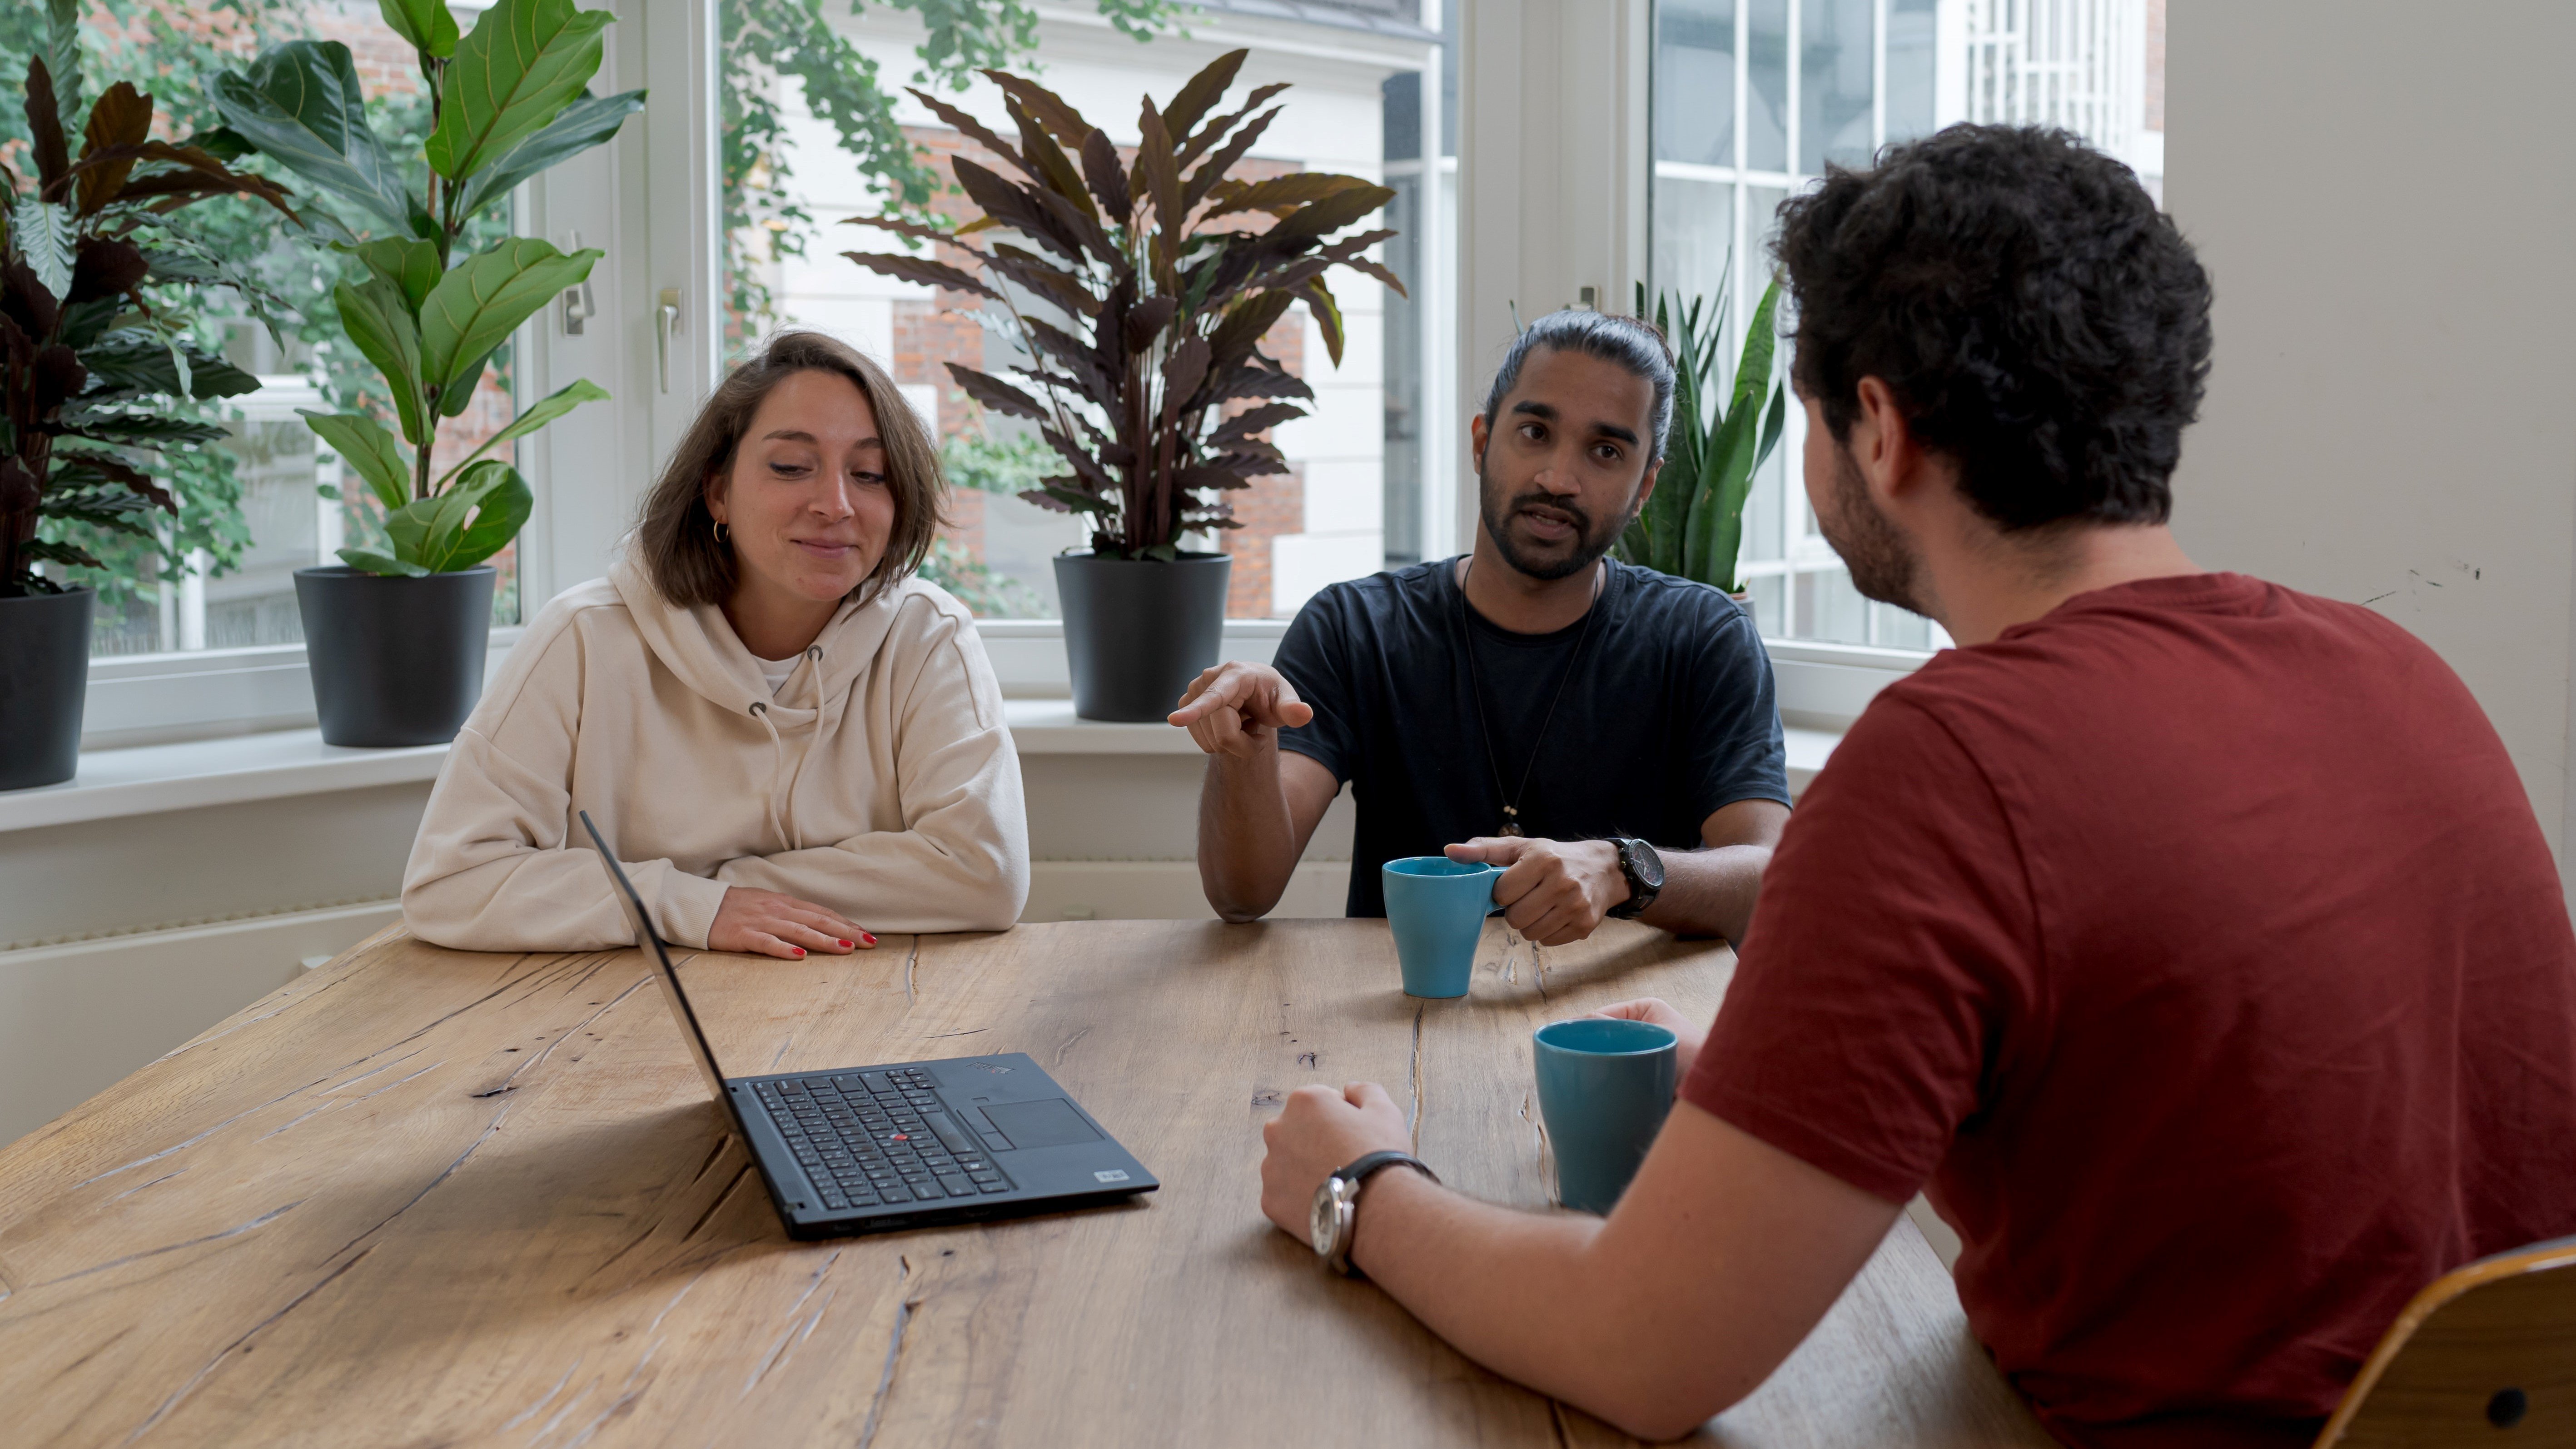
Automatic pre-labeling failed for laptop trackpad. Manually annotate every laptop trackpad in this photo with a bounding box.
[980,1098,1101,1149]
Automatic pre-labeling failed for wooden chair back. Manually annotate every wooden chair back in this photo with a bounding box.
[2315,1235,2576,1447]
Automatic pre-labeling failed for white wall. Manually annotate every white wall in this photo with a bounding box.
[2163,0,2576,893]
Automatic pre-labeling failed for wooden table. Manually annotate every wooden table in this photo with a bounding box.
[0,919,2051,1447]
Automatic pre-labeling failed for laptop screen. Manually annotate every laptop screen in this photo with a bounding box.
[578,810,733,1102]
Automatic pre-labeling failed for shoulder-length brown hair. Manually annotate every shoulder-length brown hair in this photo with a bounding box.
[635,330,945,607]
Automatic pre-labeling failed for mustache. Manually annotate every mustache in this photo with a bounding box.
[1503,492,1593,536]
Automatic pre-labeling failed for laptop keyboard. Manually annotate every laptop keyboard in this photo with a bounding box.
[756,1069,1014,1212]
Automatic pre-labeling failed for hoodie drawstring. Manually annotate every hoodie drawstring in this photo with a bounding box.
[750,644,830,853]
[748,701,791,850]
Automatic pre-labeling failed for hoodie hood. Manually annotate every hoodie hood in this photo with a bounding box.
[608,557,917,852]
[607,555,905,731]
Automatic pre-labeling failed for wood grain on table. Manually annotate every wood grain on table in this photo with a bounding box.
[0,919,2051,1448]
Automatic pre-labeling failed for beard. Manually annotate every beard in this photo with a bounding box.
[1814,443,1928,614]
[1477,463,1629,582]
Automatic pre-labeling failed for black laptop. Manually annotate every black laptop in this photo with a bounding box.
[578,811,1157,1239]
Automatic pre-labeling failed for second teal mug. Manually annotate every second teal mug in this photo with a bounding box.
[1533,1018,1678,1213]
[1382,856,1501,998]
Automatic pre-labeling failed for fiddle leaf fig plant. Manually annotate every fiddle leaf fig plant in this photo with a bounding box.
[211,0,645,577]
[2,0,293,600]
[1616,275,1788,593]
[840,47,1403,559]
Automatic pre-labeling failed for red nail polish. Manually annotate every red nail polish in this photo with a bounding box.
[838,939,853,949]
[793,947,806,957]
[862,932,878,946]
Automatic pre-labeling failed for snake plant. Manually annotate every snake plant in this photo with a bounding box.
[1616,276,1788,593]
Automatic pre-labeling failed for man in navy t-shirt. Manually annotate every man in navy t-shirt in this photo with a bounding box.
[1168,310,1790,945]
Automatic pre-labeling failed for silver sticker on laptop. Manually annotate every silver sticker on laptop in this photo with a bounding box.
[1094,1169,1130,1183]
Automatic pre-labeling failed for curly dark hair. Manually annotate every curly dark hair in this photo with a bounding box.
[1774,124,2213,532]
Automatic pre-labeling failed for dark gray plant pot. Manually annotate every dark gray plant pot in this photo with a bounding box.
[1054,552,1232,722]
[296,566,495,747]
[0,587,94,791]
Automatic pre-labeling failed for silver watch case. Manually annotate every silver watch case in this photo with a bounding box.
[1310,1172,1366,1275]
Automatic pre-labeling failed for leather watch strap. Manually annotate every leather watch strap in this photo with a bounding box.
[1323,1151,1440,1276]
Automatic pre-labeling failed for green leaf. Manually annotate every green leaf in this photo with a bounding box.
[352,237,441,314]
[209,42,413,233]
[334,275,433,446]
[40,0,83,133]
[417,237,603,389]
[385,459,527,571]
[78,331,262,401]
[441,346,498,416]
[451,88,646,222]
[338,546,429,576]
[426,0,615,184]
[434,377,608,487]
[378,0,459,59]
[298,409,412,512]
[56,408,231,448]
[15,199,73,299]
[441,461,533,569]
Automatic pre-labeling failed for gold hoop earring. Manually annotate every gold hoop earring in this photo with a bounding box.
[711,519,729,544]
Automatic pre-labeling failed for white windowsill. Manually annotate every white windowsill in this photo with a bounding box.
[2,703,1842,835]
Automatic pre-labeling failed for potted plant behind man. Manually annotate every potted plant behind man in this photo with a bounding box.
[842,49,1402,721]
[211,0,644,746]
[1,4,293,790]
[1615,278,1789,624]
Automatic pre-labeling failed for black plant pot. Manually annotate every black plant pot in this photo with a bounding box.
[0,587,94,791]
[296,566,496,747]
[1054,552,1232,722]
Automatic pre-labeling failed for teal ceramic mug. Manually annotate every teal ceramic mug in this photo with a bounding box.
[1382,856,1502,998]
[1533,1018,1678,1213]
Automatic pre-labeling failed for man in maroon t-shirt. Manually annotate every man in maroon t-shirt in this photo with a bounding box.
[1252,124,2576,1445]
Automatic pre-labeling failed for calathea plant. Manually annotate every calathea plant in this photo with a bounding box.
[1615,277,1788,594]
[841,47,1402,559]
[2,3,291,601]
[210,0,644,576]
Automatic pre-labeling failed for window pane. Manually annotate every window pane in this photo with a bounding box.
[1382,169,1427,568]
[1873,601,1934,650]
[1886,0,1939,143]
[1746,572,1786,637]
[1652,178,1736,324]
[723,11,1442,619]
[1795,566,1872,643]
[1656,0,1736,167]
[1747,0,1790,172]
[49,10,520,660]
[1384,70,1422,163]
[1800,0,1876,173]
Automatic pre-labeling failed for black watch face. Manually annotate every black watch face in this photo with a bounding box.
[1629,839,1665,891]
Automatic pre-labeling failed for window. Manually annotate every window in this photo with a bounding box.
[718,0,1449,621]
[44,1,523,663]
[1650,0,2160,650]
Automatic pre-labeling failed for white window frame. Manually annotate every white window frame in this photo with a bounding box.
[77,0,1916,752]
[1647,0,1958,652]
[78,0,719,750]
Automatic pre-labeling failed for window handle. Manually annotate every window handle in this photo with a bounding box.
[656,287,681,393]
[560,230,596,335]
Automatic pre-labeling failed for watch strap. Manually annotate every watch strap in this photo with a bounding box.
[1323,1151,1440,1276]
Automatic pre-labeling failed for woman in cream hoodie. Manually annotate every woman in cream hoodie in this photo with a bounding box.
[403,332,1028,957]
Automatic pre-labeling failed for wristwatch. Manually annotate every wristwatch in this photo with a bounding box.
[1606,836,1665,918]
[1310,1150,1440,1277]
